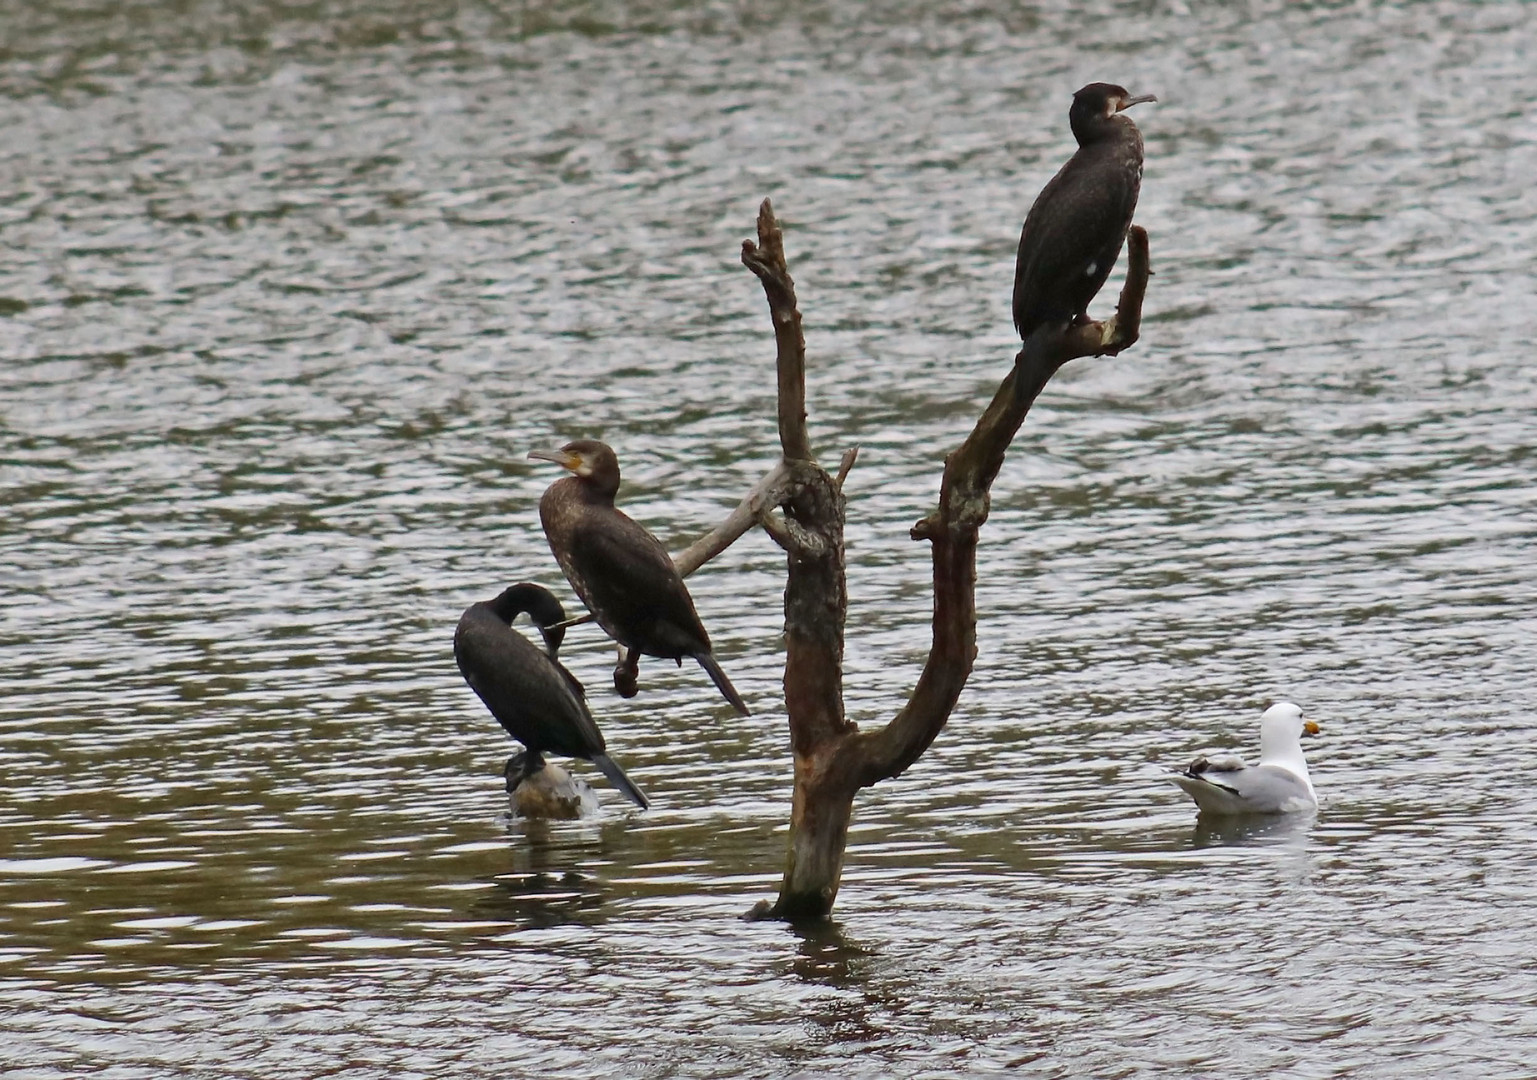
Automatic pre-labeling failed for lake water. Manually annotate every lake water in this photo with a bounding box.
[3,1,1536,1076]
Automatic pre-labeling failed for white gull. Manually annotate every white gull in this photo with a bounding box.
[1169,702,1319,815]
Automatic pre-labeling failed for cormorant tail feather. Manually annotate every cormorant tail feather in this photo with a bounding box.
[695,652,750,716]
[591,754,649,810]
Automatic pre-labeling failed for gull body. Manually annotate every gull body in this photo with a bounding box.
[1169,702,1319,815]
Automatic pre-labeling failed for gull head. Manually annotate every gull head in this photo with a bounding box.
[1258,701,1319,766]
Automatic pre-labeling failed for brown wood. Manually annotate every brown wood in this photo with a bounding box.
[724,201,1148,919]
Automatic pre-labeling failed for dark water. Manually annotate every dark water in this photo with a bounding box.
[3,0,1536,1075]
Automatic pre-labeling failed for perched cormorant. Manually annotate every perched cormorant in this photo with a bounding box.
[528,440,750,716]
[1012,82,1156,347]
[454,581,649,809]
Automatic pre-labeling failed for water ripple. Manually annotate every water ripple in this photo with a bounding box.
[3,1,1537,1077]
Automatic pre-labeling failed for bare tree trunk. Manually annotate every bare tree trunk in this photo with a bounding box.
[718,200,1148,920]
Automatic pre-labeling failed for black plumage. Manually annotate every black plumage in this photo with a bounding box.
[454,581,648,809]
[528,440,750,716]
[1012,82,1155,346]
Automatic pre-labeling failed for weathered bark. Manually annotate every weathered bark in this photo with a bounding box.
[703,200,1148,920]
[735,203,856,918]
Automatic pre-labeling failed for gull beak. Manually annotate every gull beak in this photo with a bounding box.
[528,447,583,473]
[1118,93,1157,111]
[1302,720,1320,736]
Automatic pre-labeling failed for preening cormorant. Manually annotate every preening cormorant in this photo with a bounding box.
[454,581,649,809]
[528,439,750,716]
[1012,82,1155,347]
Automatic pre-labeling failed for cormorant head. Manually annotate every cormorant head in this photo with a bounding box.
[529,439,622,497]
[486,582,568,654]
[504,750,531,790]
[1069,83,1156,143]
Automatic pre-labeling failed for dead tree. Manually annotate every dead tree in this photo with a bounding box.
[674,199,1149,921]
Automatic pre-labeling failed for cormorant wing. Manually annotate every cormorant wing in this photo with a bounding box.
[566,514,709,655]
[454,605,609,759]
[555,660,587,702]
[1014,145,1140,337]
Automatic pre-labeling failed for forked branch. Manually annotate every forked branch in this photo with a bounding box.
[846,225,1152,786]
[679,201,1149,921]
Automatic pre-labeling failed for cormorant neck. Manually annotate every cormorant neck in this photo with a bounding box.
[1070,110,1134,148]
[487,583,567,632]
[575,471,620,504]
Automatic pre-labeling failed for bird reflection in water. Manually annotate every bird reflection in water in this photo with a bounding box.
[470,817,630,928]
[1192,810,1317,849]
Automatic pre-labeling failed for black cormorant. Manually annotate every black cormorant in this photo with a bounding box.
[528,440,750,716]
[454,581,649,809]
[1012,82,1156,347]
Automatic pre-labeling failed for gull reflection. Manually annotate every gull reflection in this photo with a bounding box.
[1192,809,1317,849]
[467,817,630,927]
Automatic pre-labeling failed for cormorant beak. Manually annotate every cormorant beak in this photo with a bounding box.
[528,447,587,476]
[1302,720,1320,736]
[1117,93,1157,111]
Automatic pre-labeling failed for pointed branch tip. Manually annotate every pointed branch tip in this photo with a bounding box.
[834,446,860,490]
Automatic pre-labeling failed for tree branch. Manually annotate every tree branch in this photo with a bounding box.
[741,201,851,755]
[846,225,1153,785]
[732,194,1153,920]
[673,460,794,577]
[834,446,859,491]
[742,199,811,463]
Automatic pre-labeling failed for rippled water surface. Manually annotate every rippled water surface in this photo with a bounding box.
[4,1,1536,1076]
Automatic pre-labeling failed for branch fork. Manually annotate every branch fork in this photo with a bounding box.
[678,201,1149,920]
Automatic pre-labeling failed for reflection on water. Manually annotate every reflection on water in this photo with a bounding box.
[782,919,872,988]
[471,817,624,925]
[1191,810,1315,850]
[4,0,1537,1075]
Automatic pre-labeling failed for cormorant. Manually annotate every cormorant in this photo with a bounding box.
[1012,82,1156,347]
[528,440,750,716]
[454,581,649,809]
